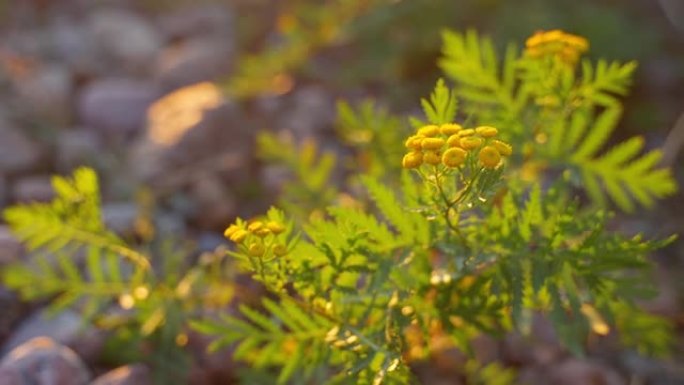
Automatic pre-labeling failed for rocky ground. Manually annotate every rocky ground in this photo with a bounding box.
[0,1,682,384]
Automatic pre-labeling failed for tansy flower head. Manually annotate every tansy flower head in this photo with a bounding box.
[223,224,240,239]
[440,123,462,136]
[402,151,423,169]
[405,135,424,150]
[442,147,468,168]
[491,140,513,156]
[418,125,440,137]
[423,151,441,165]
[479,146,501,169]
[524,29,589,66]
[247,221,264,232]
[229,229,249,243]
[254,227,271,237]
[460,136,483,150]
[475,126,498,138]
[266,221,286,234]
[272,243,287,256]
[447,134,462,148]
[248,241,265,257]
[421,137,445,150]
[458,128,475,137]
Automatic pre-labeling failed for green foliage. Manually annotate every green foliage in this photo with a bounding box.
[439,29,677,211]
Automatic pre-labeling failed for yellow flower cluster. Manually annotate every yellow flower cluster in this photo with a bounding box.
[402,123,512,170]
[224,219,288,257]
[525,29,589,65]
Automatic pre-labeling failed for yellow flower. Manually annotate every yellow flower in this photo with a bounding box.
[442,148,468,168]
[440,123,462,136]
[447,134,462,148]
[223,224,240,239]
[229,229,249,243]
[475,126,498,138]
[248,241,265,257]
[247,221,264,232]
[405,135,424,150]
[458,128,475,137]
[272,243,287,256]
[524,29,589,66]
[417,125,439,137]
[423,151,441,165]
[254,228,271,237]
[402,151,423,169]
[491,140,513,156]
[460,136,483,150]
[266,221,286,234]
[421,137,445,150]
[479,146,501,169]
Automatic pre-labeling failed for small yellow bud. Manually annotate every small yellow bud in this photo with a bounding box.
[460,136,483,150]
[266,221,286,234]
[248,241,265,257]
[254,227,271,237]
[402,151,423,169]
[405,135,424,150]
[442,147,468,168]
[479,146,501,169]
[446,134,462,148]
[229,229,249,243]
[418,125,440,137]
[421,137,445,150]
[247,221,264,232]
[272,243,287,256]
[440,123,462,135]
[458,128,475,137]
[475,126,498,138]
[423,151,441,165]
[491,140,513,156]
[223,224,240,239]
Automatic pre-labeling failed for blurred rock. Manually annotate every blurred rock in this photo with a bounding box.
[89,364,151,385]
[547,358,625,385]
[78,79,159,136]
[190,173,237,229]
[11,175,54,203]
[1,310,83,356]
[280,86,335,139]
[87,9,162,74]
[0,226,23,266]
[13,64,72,124]
[0,337,90,385]
[156,4,234,40]
[49,18,100,76]
[156,37,234,92]
[0,287,25,349]
[102,202,138,236]
[0,174,6,208]
[0,124,43,175]
[502,332,533,365]
[56,130,102,172]
[471,334,500,364]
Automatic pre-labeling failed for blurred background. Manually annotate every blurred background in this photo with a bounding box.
[0,0,682,384]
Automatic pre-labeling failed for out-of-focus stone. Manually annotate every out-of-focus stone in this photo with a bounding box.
[0,124,43,175]
[78,79,159,136]
[156,38,233,91]
[471,334,500,364]
[56,130,102,172]
[89,364,151,385]
[189,174,236,230]
[280,86,335,139]
[13,64,72,124]
[1,310,83,356]
[0,287,25,349]
[87,9,162,74]
[0,174,6,208]
[11,175,54,203]
[102,202,138,236]
[0,337,90,385]
[0,226,23,266]
[156,4,234,40]
[49,18,100,76]
[547,358,625,385]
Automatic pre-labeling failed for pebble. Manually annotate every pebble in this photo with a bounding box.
[0,124,43,175]
[0,226,23,266]
[0,337,90,385]
[11,175,54,203]
[1,310,83,356]
[89,364,151,385]
[55,130,102,173]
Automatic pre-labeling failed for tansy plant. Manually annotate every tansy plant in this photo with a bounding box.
[1,29,678,385]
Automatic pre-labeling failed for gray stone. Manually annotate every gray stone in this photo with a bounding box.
[89,364,151,385]
[0,174,7,211]
[11,175,54,203]
[1,310,83,356]
[0,337,90,385]
[102,202,138,236]
[280,86,335,139]
[56,130,102,172]
[87,9,162,74]
[0,124,42,175]
[156,4,234,40]
[155,37,233,91]
[13,64,72,124]
[78,79,159,136]
[547,358,625,385]
[49,18,100,76]
[190,173,237,230]
[0,225,23,266]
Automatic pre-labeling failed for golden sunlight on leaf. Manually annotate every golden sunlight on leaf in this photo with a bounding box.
[581,303,611,336]
[146,82,223,147]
